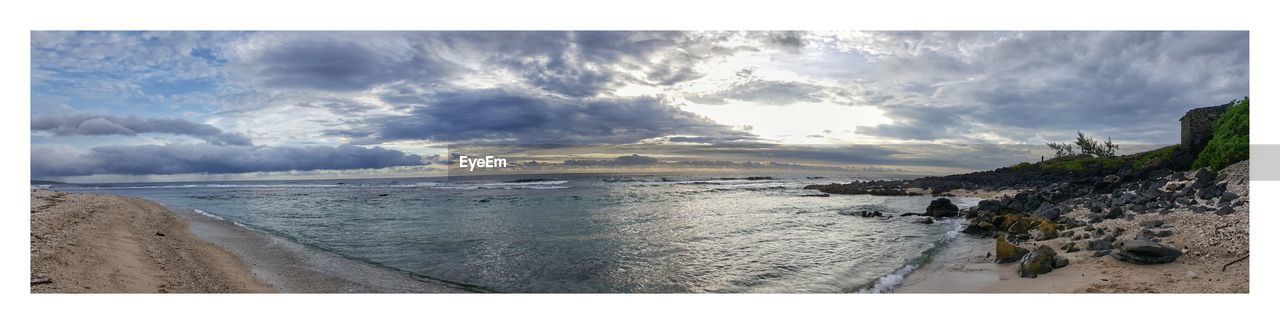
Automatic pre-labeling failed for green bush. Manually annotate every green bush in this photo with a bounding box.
[1193,97,1249,170]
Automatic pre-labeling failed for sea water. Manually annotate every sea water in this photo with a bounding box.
[52,174,978,293]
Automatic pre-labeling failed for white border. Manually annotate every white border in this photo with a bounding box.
[2,1,1273,324]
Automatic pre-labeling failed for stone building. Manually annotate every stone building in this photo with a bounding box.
[1180,103,1230,154]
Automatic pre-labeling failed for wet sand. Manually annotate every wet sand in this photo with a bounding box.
[181,208,469,293]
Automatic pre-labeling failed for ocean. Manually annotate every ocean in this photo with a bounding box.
[50,173,978,293]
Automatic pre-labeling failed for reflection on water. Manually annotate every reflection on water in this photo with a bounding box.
[56,174,978,293]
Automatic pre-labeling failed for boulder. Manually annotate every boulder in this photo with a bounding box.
[975,199,1003,213]
[1092,249,1112,257]
[961,221,996,237]
[1017,245,1059,278]
[1111,240,1183,264]
[925,198,960,217]
[1033,220,1059,240]
[1190,168,1217,189]
[1220,191,1239,203]
[1033,202,1062,220]
[1215,205,1235,215]
[1104,207,1125,220]
[913,217,935,224]
[995,235,1029,263]
[1053,255,1070,268]
[1086,239,1113,251]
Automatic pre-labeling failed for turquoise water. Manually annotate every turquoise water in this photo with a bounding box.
[54,174,978,293]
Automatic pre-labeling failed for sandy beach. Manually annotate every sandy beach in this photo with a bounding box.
[30,190,271,293]
[30,189,466,293]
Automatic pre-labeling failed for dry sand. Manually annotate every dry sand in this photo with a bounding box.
[30,190,272,293]
[897,161,1250,293]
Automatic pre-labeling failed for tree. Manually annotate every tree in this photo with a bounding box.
[1046,131,1119,158]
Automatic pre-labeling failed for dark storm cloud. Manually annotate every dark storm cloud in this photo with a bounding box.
[31,114,253,146]
[230,33,458,92]
[436,31,733,96]
[233,31,744,96]
[855,31,1249,143]
[31,143,423,177]
[338,88,757,145]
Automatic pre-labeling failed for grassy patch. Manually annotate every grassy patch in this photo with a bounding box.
[1193,97,1249,170]
[1040,155,1126,175]
[1129,144,1179,170]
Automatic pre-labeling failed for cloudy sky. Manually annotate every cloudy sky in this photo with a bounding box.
[30,31,1248,181]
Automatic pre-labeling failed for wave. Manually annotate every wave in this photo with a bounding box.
[857,218,968,293]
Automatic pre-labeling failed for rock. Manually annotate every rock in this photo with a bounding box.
[925,198,960,217]
[1033,202,1061,220]
[1137,229,1155,241]
[1061,242,1081,253]
[975,199,1003,213]
[1139,219,1164,228]
[1104,207,1125,219]
[1092,249,1112,257]
[1033,220,1059,240]
[1220,191,1239,203]
[1153,228,1174,237]
[800,193,831,197]
[962,221,996,237]
[1215,205,1235,215]
[154,232,166,237]
[1087,213,1105,224]
[1086,239,1113,251]
[914,217,934,224]
[1018,245,1059,278]
[995,235,1029,263]
[1111,240,1183,264]
[1190,168,1217,189]
[31,276,53,286]
[1165,182,1185,191]
[1053,255,1070,268]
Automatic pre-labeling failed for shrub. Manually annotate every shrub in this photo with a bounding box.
[1193,97,1249,170]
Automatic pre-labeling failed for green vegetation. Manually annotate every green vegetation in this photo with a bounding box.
[1193,97,1249,171]
[1129,144,1179,170]
[1047,131,1118,158]
[1010,162,1034,171]
[1040,154,1126,175]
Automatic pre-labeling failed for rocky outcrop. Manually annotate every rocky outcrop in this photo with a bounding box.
[1111,240,1183,264]
[1017,245,1060,278]
[995,235,1029,263]
[925,198,959,217]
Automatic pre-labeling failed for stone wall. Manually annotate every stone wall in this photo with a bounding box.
[1180,104,1229,154]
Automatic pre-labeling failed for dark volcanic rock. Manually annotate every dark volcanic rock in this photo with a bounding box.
[1111,240,1183,264]
[1086,239,1113,251]
[925,198,960,217]
[1017,245,1059,278]
[1053,255,1070,269]
[1104,207,1125,219]
[1216,205,1235,215]
[1033,202,1061,220]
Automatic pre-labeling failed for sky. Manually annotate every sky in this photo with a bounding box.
[30,31,1249,182]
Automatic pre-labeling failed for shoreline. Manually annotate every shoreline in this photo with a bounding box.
[31,189,467,293]
[178,207,469,293]
[30,190,271,293]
